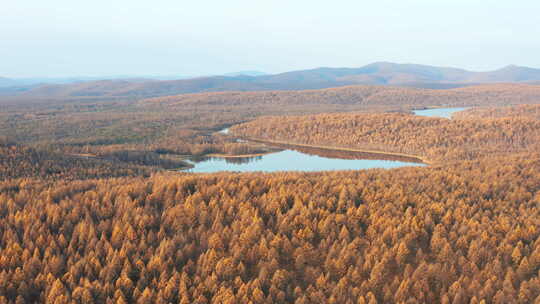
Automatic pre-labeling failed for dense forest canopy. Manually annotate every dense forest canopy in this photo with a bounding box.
[0,138,154,180]
[230,112,540,163]
[0,155,539,303]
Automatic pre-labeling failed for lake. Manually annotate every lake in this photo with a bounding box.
[185,149,425,173]
[413,107,469,119]
[193,109,463,173]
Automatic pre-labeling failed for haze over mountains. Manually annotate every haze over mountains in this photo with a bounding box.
[0,77,17,87]
[3,62,540,98]
[0,71,268,88]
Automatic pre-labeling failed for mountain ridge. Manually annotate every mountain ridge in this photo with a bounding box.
[0,77,16,87]
[5,62,540,98]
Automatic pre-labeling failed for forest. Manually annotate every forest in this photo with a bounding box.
[230,111,540,163]
[0,155,539,303]
[1,85,540,303]
[0,138,153,180]
[142,84,540,110]
[2,84,539,165]
[454,105,540,120]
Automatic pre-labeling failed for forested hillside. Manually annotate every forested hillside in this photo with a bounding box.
[0,155,539,303]
[0,138,151,180]
[143,84,540,109]
[454,105,540,120]
[230,112,540,162]
[2,84,540,163]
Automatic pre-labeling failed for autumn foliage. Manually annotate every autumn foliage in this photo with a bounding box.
[0,139,150,180]
[230,112,540,162]
[143,84,540,110]
[0,155,539,303]
[454,104,540,120]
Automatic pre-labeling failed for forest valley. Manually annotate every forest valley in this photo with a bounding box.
[0,84,540,303]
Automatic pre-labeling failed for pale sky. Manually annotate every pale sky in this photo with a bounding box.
[2,0,540,78]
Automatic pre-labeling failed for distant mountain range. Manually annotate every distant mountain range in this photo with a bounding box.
[222,71,267,77]
[0,71,267,88]
[0,77,17,87]
[3,62,540,98]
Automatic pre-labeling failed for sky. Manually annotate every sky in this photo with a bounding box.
[2,0,540,78]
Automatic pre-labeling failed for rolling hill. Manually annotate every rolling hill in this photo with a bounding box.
[142,83,540,110]
[8,62,540,98]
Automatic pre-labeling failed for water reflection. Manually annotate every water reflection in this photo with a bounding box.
[413,107,469,119]
[271,144,423,163]
[199,114,433,173]
[185,149,425,173]
[192,155,263,164]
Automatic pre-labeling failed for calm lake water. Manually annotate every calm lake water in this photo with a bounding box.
[413,107,469,119]
[185,150,425,173]
[193,108,466,173]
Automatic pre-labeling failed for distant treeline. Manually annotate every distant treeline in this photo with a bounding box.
[144,84,540,109]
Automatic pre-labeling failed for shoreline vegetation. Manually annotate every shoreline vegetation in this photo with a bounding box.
[64,102,540,171]
[207,106,470,166]
[230,111,540,163]
[180,133,427,166]
[240,137,429,164]
[204,152,276,159]
[70,111,459,169]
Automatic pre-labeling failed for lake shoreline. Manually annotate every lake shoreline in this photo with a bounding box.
[239,137,430,165]
[204,152,276,158]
